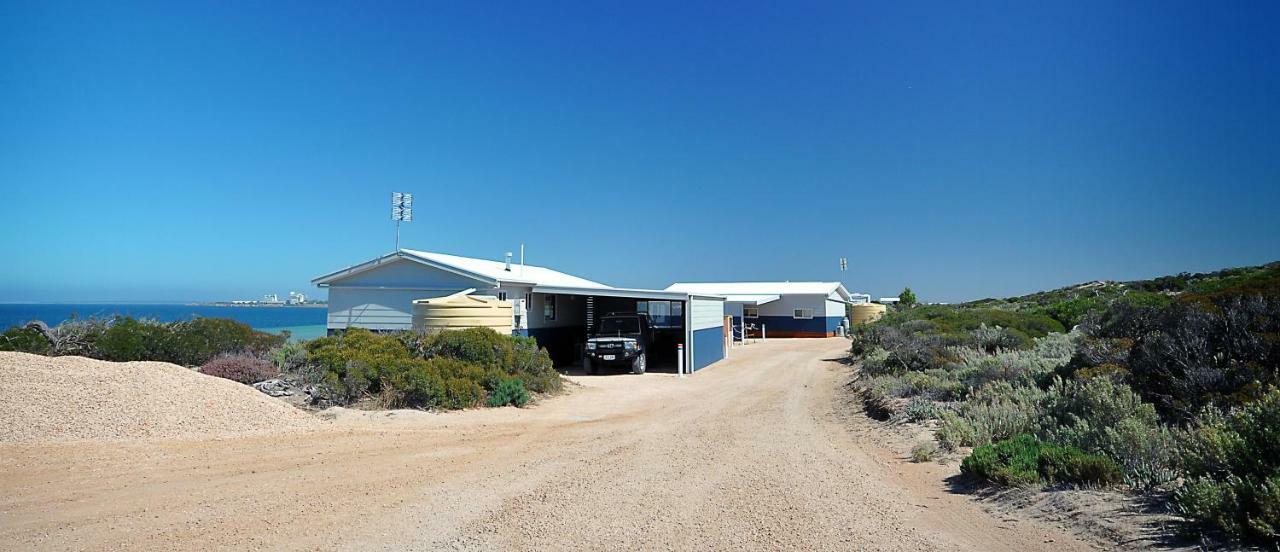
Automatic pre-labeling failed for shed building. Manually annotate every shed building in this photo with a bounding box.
[313,249,726,372]
[664,282,853,338]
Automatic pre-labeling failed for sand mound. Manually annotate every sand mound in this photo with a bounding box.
[0,352,319,444]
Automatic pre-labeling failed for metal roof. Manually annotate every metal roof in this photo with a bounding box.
[313,249,611,289]
[665,282,852,301]
[401,249,610,289]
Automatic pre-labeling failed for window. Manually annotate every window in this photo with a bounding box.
[497,291,508,301]
[636,300,648,313]
[744,306,759,318]
[544,294,557,321]
[525,293,532,306]
[793,308,814,319]
[671,302,683,316]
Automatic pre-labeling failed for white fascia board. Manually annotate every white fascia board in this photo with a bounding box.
[532,285,690,301]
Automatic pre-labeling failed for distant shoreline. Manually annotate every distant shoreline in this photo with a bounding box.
[187,303,327,308]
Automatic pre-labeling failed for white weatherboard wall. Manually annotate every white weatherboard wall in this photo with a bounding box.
[689,297,726,371]
[324,258,489,331]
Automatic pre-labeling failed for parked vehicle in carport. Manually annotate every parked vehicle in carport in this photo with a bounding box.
[584,313,652,374]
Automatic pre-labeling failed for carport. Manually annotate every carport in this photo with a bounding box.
[526,285,726,374]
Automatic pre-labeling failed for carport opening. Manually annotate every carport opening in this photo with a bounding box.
[527,292,685,375]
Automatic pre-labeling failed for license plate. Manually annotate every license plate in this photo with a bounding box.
[602,355,615,360]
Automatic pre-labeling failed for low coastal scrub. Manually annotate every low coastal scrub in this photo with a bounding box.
[303,327,560,410]
[961,434,1122,487]
[849,262,1280,546]
[1,316,563,413]
[0,316,284,366]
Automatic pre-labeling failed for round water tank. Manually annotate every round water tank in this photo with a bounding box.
[412,293,513,335]
[850,303,887,325]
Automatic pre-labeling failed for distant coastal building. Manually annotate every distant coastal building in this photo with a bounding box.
[287,291,306,305]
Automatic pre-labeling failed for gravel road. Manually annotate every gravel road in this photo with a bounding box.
[0,339,1093,551]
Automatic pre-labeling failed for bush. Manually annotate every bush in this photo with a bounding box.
[0,325,52,355]
[164,318,284,366]
[487,378,530,407]
[403,328,561,393]
[937,382,1045,450]
[898,396,943,422]
[1038,377,1180,488]
[200,354,277,384]
[911,441,940,463]
[304,328,560,409]
[962,434,1122,487]
[1174,388,1280,544]
[1175,475,1280,544]
[47,317,109,357]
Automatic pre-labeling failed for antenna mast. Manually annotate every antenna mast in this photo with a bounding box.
[392,192,413,251]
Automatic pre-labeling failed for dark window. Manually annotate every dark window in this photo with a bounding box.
[544,295,557,320]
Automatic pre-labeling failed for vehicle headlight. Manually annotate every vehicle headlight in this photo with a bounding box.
[586,342,596,350]
[624,341,637,350]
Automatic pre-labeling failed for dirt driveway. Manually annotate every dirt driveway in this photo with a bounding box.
[0,338,1093,551]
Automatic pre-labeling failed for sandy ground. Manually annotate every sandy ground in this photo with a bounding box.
[0,338,1097,551]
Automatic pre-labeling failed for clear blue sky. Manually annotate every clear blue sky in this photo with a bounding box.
[2,1,1278,303]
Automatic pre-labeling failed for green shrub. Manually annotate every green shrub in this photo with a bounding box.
[487,378,530,407]
[962,434,1121,487]
[96,317,170,362]
[1174,388,1280,544]
[64,316,283,366]
[164,318,284,366]
[441,377,483,409]
[1175,475,1280,544]
[0,325,52,355]
[305,329,559,409]
[403,328,561,393]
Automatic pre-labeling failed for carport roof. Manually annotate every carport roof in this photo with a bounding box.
[665,282,852,301]
[719,294,781,305]
[532,285,719,301]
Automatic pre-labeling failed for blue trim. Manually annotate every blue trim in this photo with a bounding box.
[730,315,842,337]
[691,326,724,371]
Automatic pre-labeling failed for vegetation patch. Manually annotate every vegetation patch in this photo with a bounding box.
[961,434,1122,487]
[849,261,1280,546]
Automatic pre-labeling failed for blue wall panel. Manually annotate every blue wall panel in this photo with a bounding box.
[691,326,724,371]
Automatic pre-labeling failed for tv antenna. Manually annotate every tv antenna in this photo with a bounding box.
[392,192,413,250]
[839,257,848,272]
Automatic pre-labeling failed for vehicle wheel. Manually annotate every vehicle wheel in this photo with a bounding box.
[584,357,597,375]
[631,353,646,374]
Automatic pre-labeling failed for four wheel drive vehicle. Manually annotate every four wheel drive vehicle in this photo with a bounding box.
[584,313,652,374]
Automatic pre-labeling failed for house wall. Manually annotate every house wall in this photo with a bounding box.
[324,259,489,331]
[733,293,844,338]
[689,297,725,371]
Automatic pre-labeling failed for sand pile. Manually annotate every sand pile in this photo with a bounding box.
[0,352,318,444]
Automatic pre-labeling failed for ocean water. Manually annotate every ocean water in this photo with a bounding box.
[0,303,328,341]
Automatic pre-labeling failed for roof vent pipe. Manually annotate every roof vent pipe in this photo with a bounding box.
[504,252,513,271]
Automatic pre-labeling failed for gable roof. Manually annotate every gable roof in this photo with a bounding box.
[313,249,611,289]
[665,282,852,301]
